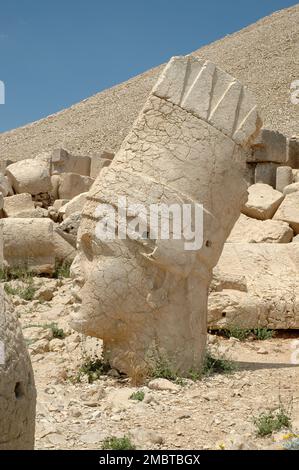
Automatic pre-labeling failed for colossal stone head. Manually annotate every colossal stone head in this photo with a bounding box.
[70,56,261,380]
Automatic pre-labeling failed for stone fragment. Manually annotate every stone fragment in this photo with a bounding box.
[0,286,36,449]
[6,159,52,195]
[0,173,13,197]
[58,173,94,200]
[59,192,87,218]
[148,378,179,392]
[255,162,279,187]
[53,199,70,211]
[273,191,299,234]
[51,148,91,176]
[3,193,35,217]
[70,56,261,379]
[90,151,114,178]
[283,182,299,195]
[208,243,299,329]
[1,218,55,273]
[228,213,293,243]
[242,183,284,220]
[276,166,293,192]
[249,129,287,163]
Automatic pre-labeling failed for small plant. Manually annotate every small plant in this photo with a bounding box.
[188,369,202,381]
[151,358,178,381]
[254,405,291,436]
[223,326,251,341]
[101,436,136,450]
[130,390,145,402]
[201,353,236,377]
[23,322,65,339]
[221,326,274,341]
[77,356,110,383]
[47,322,65,339]
[253,328,274,341]
[54,261,71,279]
[4,279,36,301]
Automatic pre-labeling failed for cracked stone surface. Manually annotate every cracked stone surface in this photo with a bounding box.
[0,285,36,449]
[70,55,261,379]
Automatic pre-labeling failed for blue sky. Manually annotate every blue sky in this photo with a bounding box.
[0,0,297,132]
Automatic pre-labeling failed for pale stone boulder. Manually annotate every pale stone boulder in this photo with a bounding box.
[228,213,293,243]
[208,243,299,329]
[6,159,52,195]
[0,173,13,197]
[0,192,3,211]
[0,286,36,449]
[293,235,299,243]
[58,173,94,200]
[70,55,261,379]
[3,193,35,217]
[1,218,55,273]
[242,183,284,220]
[273,191,299,234]
[283,182,299,195]
[90,151,114,178]
[59,192,88,218]
[276,166,293,192]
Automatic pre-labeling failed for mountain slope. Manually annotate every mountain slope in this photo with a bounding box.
[0,4,298,162]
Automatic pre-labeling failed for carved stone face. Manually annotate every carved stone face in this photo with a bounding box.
[70,55,261,378]
[70,218,168,340]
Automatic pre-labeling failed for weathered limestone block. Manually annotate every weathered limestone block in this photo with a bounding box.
[3,193,35,217]
[0,173,13,197]
[242,183,284,220]
[293,235,299,243]
[227,213,293,243]
[0,286,36,449]
[58,173,94,200]
[249,128,287,163]
[208,243,299,329]
[255,162,279,187]
[276,166,293,192]
[1,218,55,273]
[59,192,88,218]
[51,148,91,176]
[70,55,261,379]
[0,192,3,216]
[283,182,299,195]
[90,151,114,178]
[273,192,299,234]
[288,136,299,168]
[6,159,52,195]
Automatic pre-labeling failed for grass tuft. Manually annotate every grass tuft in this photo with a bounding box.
[101,436,136,450]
